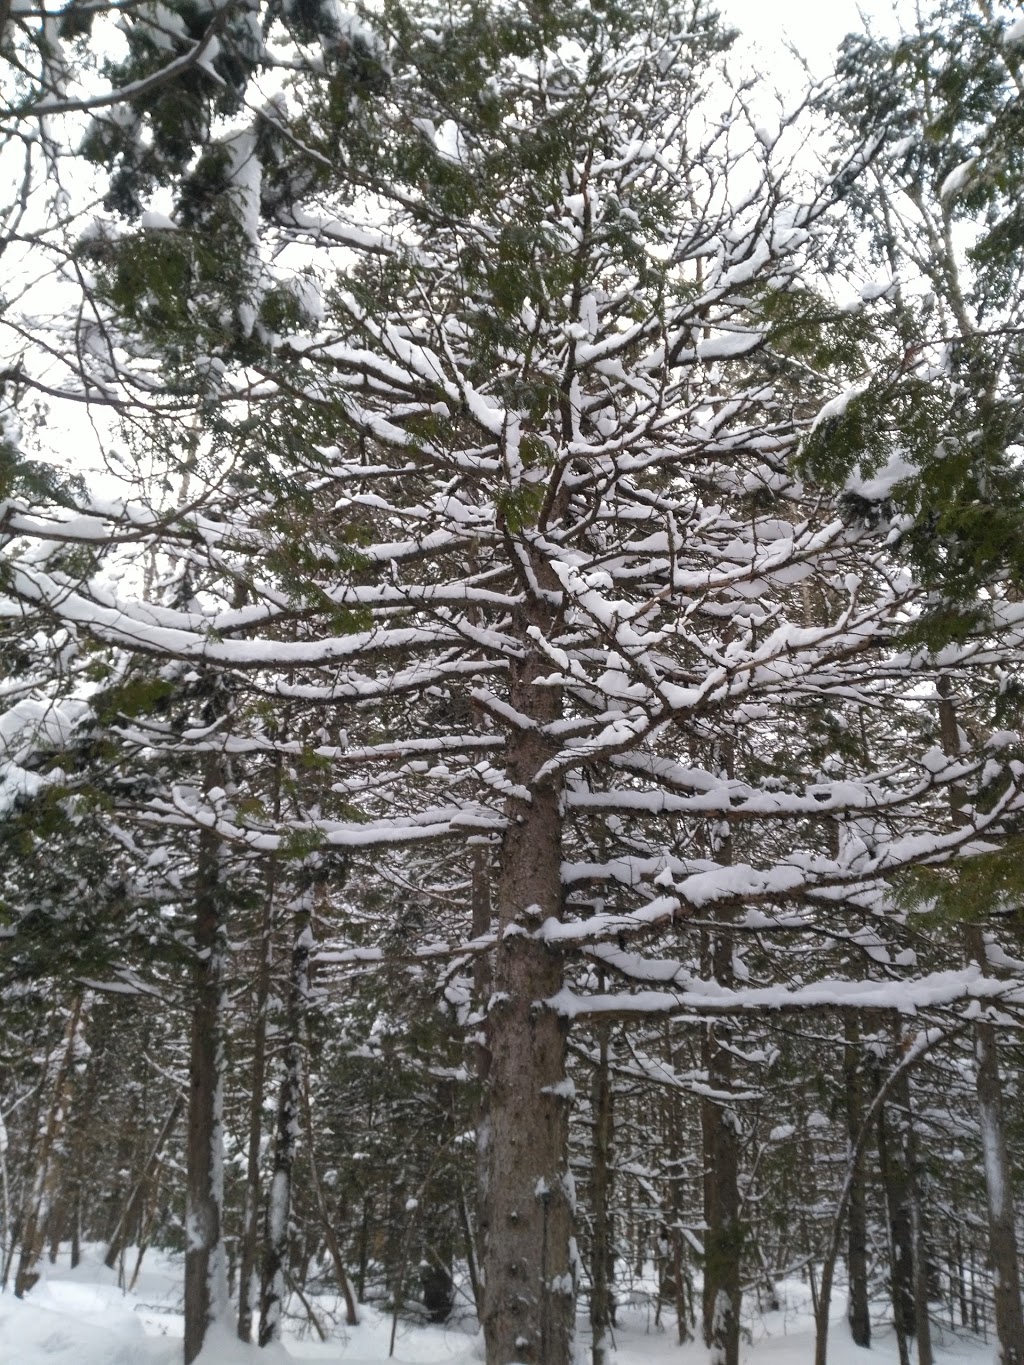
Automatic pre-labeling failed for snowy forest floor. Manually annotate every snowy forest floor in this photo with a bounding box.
[0,1249,996,1364]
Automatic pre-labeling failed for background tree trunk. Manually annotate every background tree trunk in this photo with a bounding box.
[877,1085,914,1363]
[590,1017,614,1365]
[701,1003,741,1365]
[14,994,85,1298]
[183,754,229,1365]
[971,987,1024,1365]
[104,1092,184,1272]
[939,687,1024,1365]
[843,1017,871,1349]
[299,1066,359,1327]
[259,883,313,1345]
[236,851,277,1342]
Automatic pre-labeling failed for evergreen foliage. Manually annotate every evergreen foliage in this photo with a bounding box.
[3,3,1024,1364]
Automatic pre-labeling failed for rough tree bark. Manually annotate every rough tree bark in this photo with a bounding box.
[700,783,741,1365]
[479,570,574,1365]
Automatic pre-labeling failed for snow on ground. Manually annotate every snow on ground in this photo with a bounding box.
[0,1249,997,1364]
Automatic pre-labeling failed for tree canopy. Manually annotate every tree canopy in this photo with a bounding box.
[3,3,1024,1365]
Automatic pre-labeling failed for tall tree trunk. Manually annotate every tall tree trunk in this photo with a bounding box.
[236,849,278,1343]
[843,1016,871,1349]
[701,1002,741,1365]
[479,581,573,1365]
[590,1015,614,1365]
[659,1024,693,1344]
[938,685,1024,1365]
[877,1084,915,1354]
[971,968,1024,1365]
[0,1103,13,1291]
[815,1026,952,1365]
[954,1226,968,1328]
[183,754,229,1365]
[701,789,741,1365]
[903,1095,933,1365]
[259,881,313,1345]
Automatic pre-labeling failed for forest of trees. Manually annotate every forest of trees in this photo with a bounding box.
[2,1,1024,1364]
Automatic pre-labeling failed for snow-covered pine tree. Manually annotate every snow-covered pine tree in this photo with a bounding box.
[6,2,1024,1363]
[822,4,1024,1359]
[2,7,395,1356]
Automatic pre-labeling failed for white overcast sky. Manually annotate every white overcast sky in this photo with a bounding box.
[719,0,902,75]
